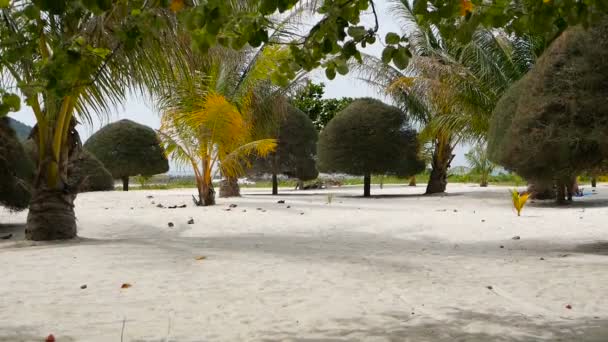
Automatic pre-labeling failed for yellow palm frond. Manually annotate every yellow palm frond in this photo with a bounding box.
[220,138,277,178]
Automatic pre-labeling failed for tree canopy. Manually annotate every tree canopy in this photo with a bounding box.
[488,18,608,200]
[317,98,425,196]
[250,104,319,193]
[291,81,352,130]
[0,118,34,211]
[84,120,169,191]
[69,150,115,192]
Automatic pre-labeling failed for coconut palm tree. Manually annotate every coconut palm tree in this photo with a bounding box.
[0,1,186,240]
[158,3,313,203]
[465,142,496,187]
[353,0,541,194]
[159,84,277,206]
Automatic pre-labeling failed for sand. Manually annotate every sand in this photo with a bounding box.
[0,183,607,341]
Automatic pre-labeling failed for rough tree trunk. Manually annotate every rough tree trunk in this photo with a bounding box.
[272,173,278,195]
[26,187,77,240]
[193,178,215,206]
[122,176,129,191]
[220,177,240,198]
[592,177,597,188]
[480,172,489,187]
[408,176,416,187]
[295,179,304,190]
[426,139,453,194]
[26,119,81,240]
[556,180,567,204]
[363,172,371,197]
[527,180,555,200]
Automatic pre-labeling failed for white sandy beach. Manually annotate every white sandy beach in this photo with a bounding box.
[1,183,607,341]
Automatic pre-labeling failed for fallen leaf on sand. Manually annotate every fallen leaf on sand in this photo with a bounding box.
[46,334,55,342]
[121,283,132,289]
[80,284,87,289]
[566,304,572,309]
[195,256,207,261]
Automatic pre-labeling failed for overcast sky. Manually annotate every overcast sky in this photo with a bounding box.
[8,0,470,167]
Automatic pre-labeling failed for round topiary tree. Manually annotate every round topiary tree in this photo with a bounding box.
[22,140,114,193]
[317,98,425,197]
[84,119,169,191]
[0,117,34,211]
[488,19,608,203]
[249,105,319,195]
[69,150,115,192]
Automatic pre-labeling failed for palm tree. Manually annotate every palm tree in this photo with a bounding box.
[159,84,277,206]
[353,0,540,194]
[1,1,185,240]
[465,142,496,187]
[157,3,313,203]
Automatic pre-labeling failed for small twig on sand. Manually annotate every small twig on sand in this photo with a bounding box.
[165,315,172,342]
[121,317,126,342]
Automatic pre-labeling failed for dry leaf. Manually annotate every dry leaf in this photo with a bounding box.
[195,256,207,261]
[170,0,185,12]
[121,283,132,289]
[460,0,473,16]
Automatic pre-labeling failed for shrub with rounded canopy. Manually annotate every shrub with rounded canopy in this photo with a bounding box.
[69,150,115,192]
[317,98,425,196]
[22,140,115,193]
[250,105,319,194]
[0,118,34,210]
[84,119,169,191]
[488,19,608,202]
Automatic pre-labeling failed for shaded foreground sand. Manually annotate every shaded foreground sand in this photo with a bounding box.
[1,184,607,341]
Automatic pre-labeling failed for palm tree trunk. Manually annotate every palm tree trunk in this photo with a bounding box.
[200,183,216,206]
[426,137,453,194]
[192,175,215,206]
[26,186,77,240]
[480,173,488,187]
[272,172,278,195]
[363,172,371,197]
[122,176,129,191]
[25,119,80,240]
[220,177,240,197]
[408,175,416,186]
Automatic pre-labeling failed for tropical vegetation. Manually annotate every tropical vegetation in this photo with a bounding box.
[84,120,169,191]
[1,0,607,241]
[317,98,425,197]
[354,0,541,195]
[249,104,318,195]
[488,18,608,203]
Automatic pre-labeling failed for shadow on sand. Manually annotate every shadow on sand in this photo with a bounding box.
[258,310,608,342]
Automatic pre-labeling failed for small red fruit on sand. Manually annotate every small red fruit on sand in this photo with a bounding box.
[46,334,55,342]
[566,304,572,309]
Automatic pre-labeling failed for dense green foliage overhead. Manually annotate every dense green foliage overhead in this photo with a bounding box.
[84,119,169,180]
[488,19,608,183]
[2,0,607,119]
[0,118,34,210]
[317,98,425,177]
[292,81,352,131]
[251,105,318,181]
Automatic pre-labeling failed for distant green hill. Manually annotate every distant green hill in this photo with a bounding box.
[7,117,32,140]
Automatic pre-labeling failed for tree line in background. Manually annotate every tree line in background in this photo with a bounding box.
[1,0,607,240]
